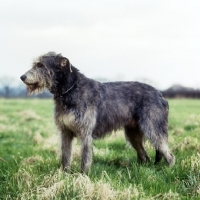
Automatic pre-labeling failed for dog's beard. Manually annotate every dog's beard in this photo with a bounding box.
[26,83,45,95]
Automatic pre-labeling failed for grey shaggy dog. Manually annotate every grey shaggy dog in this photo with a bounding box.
[20,52,175,173]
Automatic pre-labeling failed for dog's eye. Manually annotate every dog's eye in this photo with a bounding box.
[37,63,44,68]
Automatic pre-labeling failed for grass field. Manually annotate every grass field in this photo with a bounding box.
[0,99,199,199]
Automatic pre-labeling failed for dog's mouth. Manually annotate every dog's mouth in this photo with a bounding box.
[25,82,41,93]
[24,82,45,95]
[25,82,39,86]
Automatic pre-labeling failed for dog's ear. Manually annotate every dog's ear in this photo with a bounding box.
[60,57,67,67]
[59,57,72,72]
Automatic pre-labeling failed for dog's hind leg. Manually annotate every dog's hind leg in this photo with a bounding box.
[81,134,93,174]
[139,109,175,166]
[124,125,150,164]
[155,150,163,164]
[60,130,74,171]
[154,137,175,166]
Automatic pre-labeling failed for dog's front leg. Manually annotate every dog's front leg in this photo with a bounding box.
[81,134,93,174]
[60,130,74,171]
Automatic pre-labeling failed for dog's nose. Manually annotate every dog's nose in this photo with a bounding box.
[20,75,26,81]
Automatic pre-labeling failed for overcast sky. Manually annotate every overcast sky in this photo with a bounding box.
[1,0,200,89]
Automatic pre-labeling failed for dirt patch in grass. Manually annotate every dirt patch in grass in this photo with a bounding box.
[151,189,180,200]
[18,110,41,121]
[171,137,200,152]
[0,115,9,122]
[181,152,200,172]
[21,156,44,166]
[36,170,146,200]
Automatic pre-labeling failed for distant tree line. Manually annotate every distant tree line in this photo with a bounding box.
[161,85,200,99]
[0,84,52,98]
[0,76,51,98]
[0,76,200,98]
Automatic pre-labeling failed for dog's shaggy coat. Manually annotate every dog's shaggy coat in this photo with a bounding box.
[20,52,175,173]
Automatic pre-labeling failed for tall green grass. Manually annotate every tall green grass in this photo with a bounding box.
[0,99,199,199]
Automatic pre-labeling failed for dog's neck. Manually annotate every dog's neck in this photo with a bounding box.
[51,65,78,101]
[60,82,76,97]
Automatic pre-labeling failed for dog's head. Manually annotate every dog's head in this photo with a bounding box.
[20,52,72,95]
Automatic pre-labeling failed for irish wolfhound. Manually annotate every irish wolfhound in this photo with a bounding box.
[20,52,175,173]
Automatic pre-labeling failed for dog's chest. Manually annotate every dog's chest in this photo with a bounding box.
[55,111,78,133]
